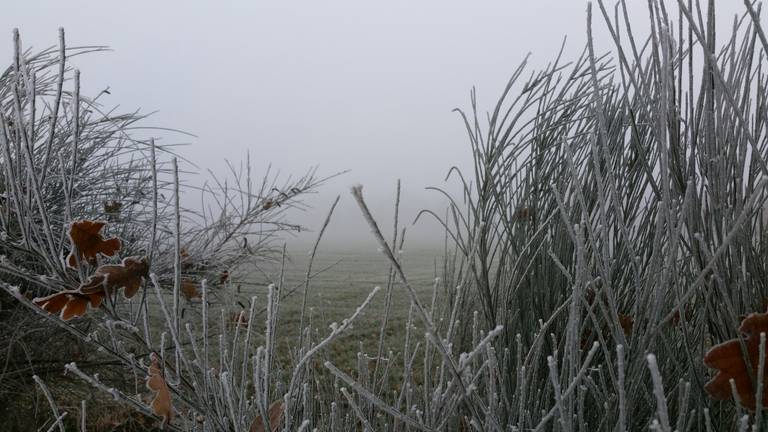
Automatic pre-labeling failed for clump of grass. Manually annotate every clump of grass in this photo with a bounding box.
[416,0,768,429]
[6,0,768,431]
[0,27,328,429]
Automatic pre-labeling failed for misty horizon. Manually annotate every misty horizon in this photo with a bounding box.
[2,1,749,250]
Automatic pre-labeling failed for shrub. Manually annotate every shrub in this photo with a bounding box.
[0,28,326,429]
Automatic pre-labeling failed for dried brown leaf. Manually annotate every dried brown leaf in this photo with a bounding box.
[181,279,202,301]
[66,220,121,268]
[147,353,174,426]
[33,256,148,320]
[80,256,149,299]
[249,400,284,432]
[704,311,768,410]
[618,313,634,336]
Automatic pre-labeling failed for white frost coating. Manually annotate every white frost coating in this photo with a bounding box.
[459,352,469,365]
[646,353,671,431]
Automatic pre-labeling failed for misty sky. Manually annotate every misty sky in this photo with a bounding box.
[3,1,748,252]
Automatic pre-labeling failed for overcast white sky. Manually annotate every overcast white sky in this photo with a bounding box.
[2,1,749,251]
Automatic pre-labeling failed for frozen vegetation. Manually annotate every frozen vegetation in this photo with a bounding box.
[4,1,768,430]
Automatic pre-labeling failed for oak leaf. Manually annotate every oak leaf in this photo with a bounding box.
[618,314,634,336]
[33,256,149,320]
[80,256,149,299]
[181,279,202,302]
[704,311,768,410]
[249,400,284,432]
[33,291,92,321]
[147,353,174,426]
[66,220,121,268]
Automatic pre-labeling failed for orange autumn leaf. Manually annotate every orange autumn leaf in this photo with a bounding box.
[147,352,174,426]
[66,220,121,268]
[249,400,284,432]
[704,311,768,411]
[33,256,149,320]
[181,279,202,301]
[618,314,634,336]
[34,290,91,321]
[80,256,150,299]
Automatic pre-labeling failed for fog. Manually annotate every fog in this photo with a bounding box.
[2,1,748,251]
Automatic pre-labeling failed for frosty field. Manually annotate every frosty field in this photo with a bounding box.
[238,248,440,369]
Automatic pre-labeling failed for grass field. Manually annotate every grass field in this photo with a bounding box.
[236,247,441,372]
[134,246,443,371]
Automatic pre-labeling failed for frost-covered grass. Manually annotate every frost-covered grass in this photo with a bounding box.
[5,0,768,431]
[246,249,438,369]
